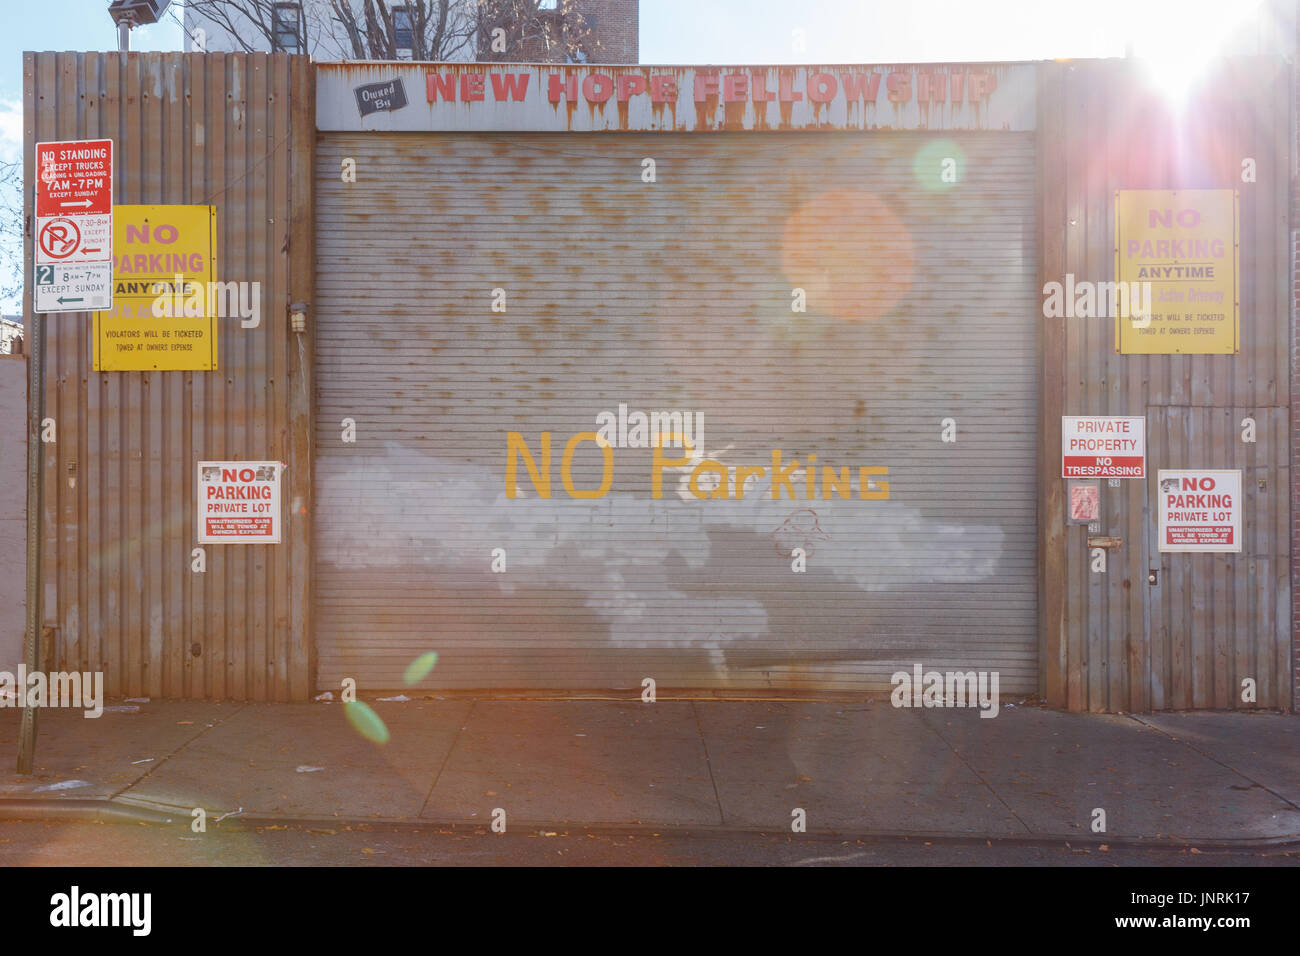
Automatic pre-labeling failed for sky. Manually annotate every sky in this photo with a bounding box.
[0,0,1282,311]
[0,2,183,164]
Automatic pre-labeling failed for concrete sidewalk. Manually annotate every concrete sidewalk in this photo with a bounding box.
[1,698,1297,845]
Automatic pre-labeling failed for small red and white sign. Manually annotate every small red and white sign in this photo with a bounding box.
[198,461,283,544]
[1062,416,1145,478]
[1158,470,1240,553]
[34,138,113,313]
[1069,483,1100,521]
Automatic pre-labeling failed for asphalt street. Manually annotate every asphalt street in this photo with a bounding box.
[0,820,1293,867]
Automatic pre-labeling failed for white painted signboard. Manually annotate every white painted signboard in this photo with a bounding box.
[315,63,1037,133]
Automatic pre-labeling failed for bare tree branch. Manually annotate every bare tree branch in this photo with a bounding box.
[189,0,594,61]
[186,0,280,53]
[472,0,599,63]
[0,160,24,311]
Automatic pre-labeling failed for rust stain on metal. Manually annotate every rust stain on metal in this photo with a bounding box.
[694,68,718,131]
[777,68,796,129]
[722,97,745,130]
[753,76,771,131]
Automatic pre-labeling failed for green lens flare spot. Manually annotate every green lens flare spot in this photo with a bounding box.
[344,701,390,744]
[403,651,439,686]
[911,139,965,191]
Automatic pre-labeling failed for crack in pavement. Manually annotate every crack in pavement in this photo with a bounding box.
[918,710,1035,836]
[112,703,251,803]
[1129,715,1300,813]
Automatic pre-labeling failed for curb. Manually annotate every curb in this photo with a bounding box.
[2,797,1297,851]
[0,798,182,826]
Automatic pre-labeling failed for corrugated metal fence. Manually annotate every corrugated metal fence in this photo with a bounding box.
[1038,57,1293,711]
[20,51,1296,709]
[22,52,315,700]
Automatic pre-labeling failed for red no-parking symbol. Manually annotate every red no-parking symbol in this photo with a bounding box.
[39,217,81,260]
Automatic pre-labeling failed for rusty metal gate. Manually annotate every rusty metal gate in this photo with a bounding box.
[1141,406,1291,708]
[312,130,1039,693]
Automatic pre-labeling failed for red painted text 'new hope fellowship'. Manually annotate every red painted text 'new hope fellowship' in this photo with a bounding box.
[425,69,1000,107]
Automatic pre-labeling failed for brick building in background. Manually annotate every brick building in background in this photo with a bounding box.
[476,0,639,64]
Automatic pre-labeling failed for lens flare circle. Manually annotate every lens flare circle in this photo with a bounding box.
[344,700,391,745]
[780,189,915,322]
[403,651,440,686]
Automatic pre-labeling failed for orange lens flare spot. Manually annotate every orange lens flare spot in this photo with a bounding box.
[780,189,916,322]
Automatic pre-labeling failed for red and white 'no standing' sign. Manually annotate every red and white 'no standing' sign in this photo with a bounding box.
[34,138,113,312]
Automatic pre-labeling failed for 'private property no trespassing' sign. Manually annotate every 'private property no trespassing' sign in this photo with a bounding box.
[1061,416,1145,478]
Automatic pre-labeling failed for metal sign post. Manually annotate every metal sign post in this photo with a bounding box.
[19,137,114,771]
[17,292,43,774]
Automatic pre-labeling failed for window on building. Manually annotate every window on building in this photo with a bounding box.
[538,0,558,9]
[393,4,414,57]
[271,2,303,53]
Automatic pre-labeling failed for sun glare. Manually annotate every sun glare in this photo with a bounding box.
[1129,0,1267,104]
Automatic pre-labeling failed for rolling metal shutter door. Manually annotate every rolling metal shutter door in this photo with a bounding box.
[314,131,1038,693]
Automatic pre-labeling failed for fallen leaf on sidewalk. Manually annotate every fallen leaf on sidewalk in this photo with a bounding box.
[176,721,193,725]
